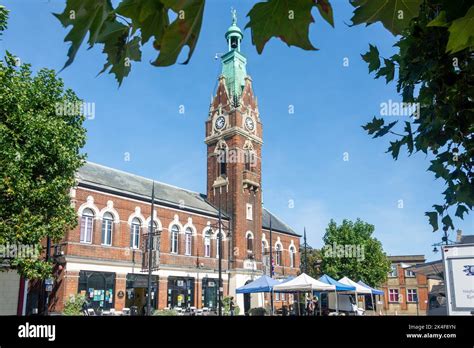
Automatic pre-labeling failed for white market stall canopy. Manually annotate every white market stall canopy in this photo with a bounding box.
[338,277,372,294]
[273,273,336,292]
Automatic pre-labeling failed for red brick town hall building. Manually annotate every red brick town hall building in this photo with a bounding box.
[45,16,300,314]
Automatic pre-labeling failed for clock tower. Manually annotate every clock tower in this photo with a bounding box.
[205,11,263,273]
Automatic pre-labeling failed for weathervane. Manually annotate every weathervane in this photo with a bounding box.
[231,7,237,25]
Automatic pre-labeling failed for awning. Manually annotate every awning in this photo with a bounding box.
[338,277,372,294]
[318,274,356,291]
[273,273,335,292]
[236,275,280,294]
[357,281,384,296]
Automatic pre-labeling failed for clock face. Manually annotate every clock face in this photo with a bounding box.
[215,116,226,130]
[245,117,255,131]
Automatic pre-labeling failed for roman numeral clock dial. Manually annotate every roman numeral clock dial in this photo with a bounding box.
[245,116,255,132]
[215,115,226,130]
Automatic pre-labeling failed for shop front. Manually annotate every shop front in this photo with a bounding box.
[125,273,158,314]
[201,278,218,310]
[78,270,115,310]
[167,276,194,309]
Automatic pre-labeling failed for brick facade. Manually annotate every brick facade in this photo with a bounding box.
[46,18,300,315]
[382,256,429,315]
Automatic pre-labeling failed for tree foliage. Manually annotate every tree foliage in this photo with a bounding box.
[53,0,335,85]
[300,246,322,279]
[359,1,473,233]
[320,219,391,287]
[0,5,8,37]
[0,52,86,279]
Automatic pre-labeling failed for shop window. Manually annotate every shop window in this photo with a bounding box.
[78,271,115,310]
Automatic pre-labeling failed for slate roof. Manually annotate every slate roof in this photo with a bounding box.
[460,235,474,244]
[77,162,299,237]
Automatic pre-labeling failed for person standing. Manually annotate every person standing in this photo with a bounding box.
[312,296,319,316]
[229,297,235,316]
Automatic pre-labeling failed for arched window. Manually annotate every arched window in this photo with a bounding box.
[80,208,94,243]
[219,149,227,177]
[246,233,254,252]
[130,218,141,249]
[101,212,114,246]
[204,230,211,257]
[289,246,296,268]
[185,227,193,256]
[261,240,267,255]
[147,221,158,250]
[171,225,179,254]
[276,244,282,266]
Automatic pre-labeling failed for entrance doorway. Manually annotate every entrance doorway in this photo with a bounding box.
[126,274,157,315]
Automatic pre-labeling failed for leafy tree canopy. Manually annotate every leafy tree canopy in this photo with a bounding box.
[0,52,86,279]
[360,0,473,234]
[320,219,391,287]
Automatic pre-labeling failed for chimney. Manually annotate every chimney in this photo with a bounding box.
[456,229,463,243]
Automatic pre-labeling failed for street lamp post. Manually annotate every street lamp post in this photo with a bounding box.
[146,181,155,316]
[218,194,223,316]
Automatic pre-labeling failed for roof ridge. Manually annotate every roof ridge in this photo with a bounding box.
[83,161,205,197]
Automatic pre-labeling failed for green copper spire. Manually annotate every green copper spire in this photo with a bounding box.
[221,8,247,99]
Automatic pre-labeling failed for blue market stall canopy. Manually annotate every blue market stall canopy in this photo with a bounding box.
[357,281,384,296]
[236,275,280,294]
[318,274,356,291]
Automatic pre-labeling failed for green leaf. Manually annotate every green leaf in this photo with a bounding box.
[446,6,474,53]
[97,20,142,85]
[433,204,444,215]
[245,0,317,54]
[441,214,454,230]
[404,121,414,153]
[362,117,384,136]
[375,58,395,83]
[54,0,113,69]
[350,0,423,35]
[116,0,168,45]
[374,121,397,138]
[361,44,380,72]
[315,0,334,27]
[425,211,438,232]
[427,10,448,27]
[428,160,450,179]
[151,0,205,67]
[455,204,469,219]
[387,139,404,160]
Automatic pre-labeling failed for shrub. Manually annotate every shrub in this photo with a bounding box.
[153,309,178,316]
[222,296,240,316]
[63,294,86,316]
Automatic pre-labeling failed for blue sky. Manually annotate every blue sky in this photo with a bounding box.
[2,0,471,261]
